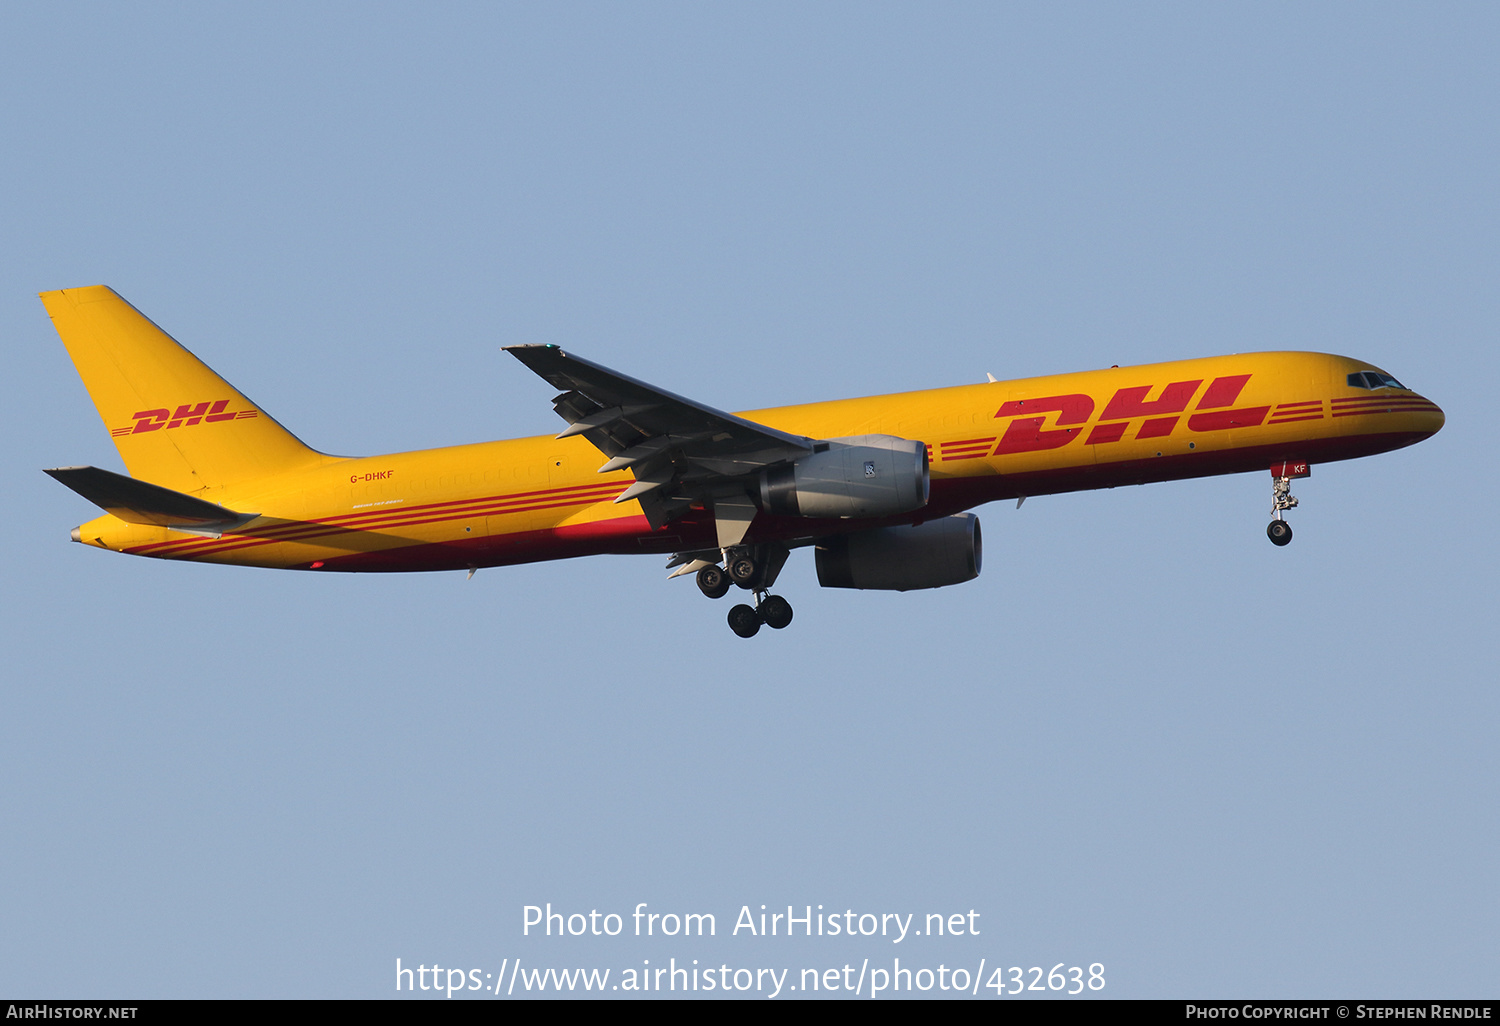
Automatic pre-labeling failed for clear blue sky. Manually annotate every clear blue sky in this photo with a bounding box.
[2,2,1495,998]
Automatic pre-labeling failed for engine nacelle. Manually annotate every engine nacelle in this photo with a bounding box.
[759,435,929,518]
[815,514,982,591]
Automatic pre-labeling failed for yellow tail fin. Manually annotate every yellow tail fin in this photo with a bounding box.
[41,286,325,494]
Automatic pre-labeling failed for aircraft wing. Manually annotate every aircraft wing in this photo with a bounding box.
[504,345,814,530]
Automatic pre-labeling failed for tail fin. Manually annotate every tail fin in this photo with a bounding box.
[41,286,325,494]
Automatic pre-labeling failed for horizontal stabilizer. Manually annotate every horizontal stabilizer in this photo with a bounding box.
[44,466,253,528]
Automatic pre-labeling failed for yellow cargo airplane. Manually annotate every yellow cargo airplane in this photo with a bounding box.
[42,286,1444,637]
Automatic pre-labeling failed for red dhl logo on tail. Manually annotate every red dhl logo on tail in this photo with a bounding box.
[110,399,259,437]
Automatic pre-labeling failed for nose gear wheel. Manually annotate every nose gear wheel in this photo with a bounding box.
[1268,474,1299,546]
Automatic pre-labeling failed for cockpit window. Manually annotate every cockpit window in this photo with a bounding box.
[1347,371,1407,390]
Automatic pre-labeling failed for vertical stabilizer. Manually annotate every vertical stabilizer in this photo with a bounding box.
[41,286,325,494]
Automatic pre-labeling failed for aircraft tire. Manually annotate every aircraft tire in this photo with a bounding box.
[727,555,759,586]
[728,603,762,638]
[697,564,731,599]
[759,595,793,630]
[1267,520,1293,546]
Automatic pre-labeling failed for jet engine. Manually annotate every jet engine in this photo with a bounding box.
[759,435,928,518]
[815,513,982,591]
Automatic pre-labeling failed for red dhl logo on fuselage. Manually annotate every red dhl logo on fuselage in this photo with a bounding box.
[110,400,259,437]
[991,373,1262,455]
[940,374,1290,461]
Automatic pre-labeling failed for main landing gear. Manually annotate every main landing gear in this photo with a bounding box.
[1266,461,1307,547]
[726,593,794,638]
[695,545,794,637]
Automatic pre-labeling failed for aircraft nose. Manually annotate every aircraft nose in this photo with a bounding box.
[1414,395,1445,437]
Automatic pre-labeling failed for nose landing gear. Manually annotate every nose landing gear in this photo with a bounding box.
[1267,461,1309,546]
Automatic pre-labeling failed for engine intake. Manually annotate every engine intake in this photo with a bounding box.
[815,514,982,591]
[760,435,928,518]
